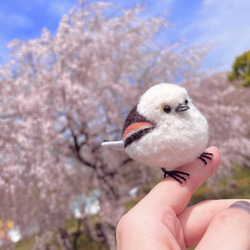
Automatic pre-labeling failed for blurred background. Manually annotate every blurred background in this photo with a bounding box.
[0,0,249,249]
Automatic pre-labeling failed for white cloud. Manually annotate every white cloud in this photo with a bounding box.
[178,0,250,69]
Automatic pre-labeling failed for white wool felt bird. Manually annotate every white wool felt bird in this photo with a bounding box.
[102,83,213,183]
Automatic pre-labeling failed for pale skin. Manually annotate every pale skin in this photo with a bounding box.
[116,147,250,249]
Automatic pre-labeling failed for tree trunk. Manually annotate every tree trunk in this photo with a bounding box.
[59,228,73,250]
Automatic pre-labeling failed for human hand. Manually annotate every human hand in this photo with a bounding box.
[116,147,250,249]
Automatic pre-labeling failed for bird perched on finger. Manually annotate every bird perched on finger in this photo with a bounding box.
[102,83,213,183]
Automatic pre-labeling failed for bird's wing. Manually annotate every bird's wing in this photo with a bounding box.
[101,140,125,151]
[122,105,155,148]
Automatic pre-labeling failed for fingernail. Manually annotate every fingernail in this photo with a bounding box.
[229,201,250,214]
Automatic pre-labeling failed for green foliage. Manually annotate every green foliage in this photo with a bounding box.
[228,50,250,87]
[191,166,250,204]
[69,233,108,250]
[15,237,35,250]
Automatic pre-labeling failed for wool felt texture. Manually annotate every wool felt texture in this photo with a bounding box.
[124,83,209,170]
[102,83,209,171]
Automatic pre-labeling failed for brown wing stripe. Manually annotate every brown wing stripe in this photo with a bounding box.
[122,122,154,140]
[124,127,154,148]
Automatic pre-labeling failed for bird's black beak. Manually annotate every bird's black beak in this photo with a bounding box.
[176,103,190,112]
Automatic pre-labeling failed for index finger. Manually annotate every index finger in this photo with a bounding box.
[139,146,221,215]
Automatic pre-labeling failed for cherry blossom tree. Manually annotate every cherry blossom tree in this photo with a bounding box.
[228,50,250,87]
[2,0,248,249]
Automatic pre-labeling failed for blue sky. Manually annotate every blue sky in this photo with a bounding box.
[1,0,250,71]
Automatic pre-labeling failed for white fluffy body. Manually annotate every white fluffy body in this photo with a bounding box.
[125,83,209,170]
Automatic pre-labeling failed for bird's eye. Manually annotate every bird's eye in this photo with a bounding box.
[163,105,171,113]
[185,99,188,104]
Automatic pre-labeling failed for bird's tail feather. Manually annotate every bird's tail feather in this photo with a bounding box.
[101,140,124,151]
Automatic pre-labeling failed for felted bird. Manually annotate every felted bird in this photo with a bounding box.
[102,83,213,183]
